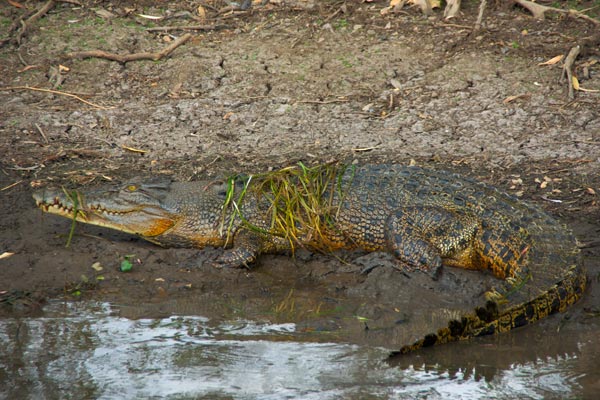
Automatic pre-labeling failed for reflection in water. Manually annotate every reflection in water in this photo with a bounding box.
[0,301,594,399]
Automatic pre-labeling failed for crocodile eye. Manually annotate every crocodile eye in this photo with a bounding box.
[126,185,138,192]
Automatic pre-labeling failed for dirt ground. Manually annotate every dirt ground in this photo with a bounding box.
[1,0,599,353]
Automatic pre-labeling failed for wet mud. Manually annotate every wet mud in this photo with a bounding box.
[1,1,599,395]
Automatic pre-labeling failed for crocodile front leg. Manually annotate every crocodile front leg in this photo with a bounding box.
[384,206,480,275]
[213,228,293,269]
[212,229,268,268]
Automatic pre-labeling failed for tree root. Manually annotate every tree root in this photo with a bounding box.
[514,0,600,25]
[66,33,193,64]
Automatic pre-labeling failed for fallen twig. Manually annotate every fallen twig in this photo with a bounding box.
[67,33,193,64]
[146,24,228,32]
[295,98,350,105]
[561,45,581,100]
[436,23,472,29]
[0,86,112,109]
[474,0,487,30]
[35,123,49,143]
[1,181,23,192]
[16,0,56,45]
[444,0,460,19]
[514,0,600,25]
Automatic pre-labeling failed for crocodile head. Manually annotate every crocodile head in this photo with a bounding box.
[33,178,180,239]
[33,177,236,248]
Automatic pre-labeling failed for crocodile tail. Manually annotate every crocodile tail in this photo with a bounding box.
[391,196,587,355]
[392,261,586,356]
[472,263,586,336]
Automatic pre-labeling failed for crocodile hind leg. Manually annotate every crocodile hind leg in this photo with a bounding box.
[383,206,481,275]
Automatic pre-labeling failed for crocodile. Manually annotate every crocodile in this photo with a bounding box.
[33,164,586,353]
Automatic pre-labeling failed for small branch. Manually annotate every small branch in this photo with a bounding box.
[561,45,581,100]
[294,99,350,105]
[1,0,77,48]
[474,0,487,30]
[436,23,472,29]
[444,0,461,19]
[67,33,193,64]
[16,0,56,45]
[0,86,112,109]
[146,24,228,33]
[416,0,433,16]
[1,181,24,192]
[514,0,600,25]
[35,123,49,144]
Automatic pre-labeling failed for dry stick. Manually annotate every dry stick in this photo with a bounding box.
[0,181,24,192]
[295,99,350,105]
[35,123,49,144]
[444,0,461,19]
[67,33,193,63]
[514,0,600,25]
[0,86,111,109]
[146,24,227,32]
[561,45,581,100]
[437,23,472,29]
[416,0,433,16]
[16,0,56,45]
[474,0,487,31]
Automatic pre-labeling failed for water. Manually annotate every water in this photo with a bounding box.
[0,301,596,399]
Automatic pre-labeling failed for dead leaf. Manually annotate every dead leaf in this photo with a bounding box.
[381,0,404,15]
[17,65,39,73]
[0,252,15,260]
[197,5,207,21]
[121,144,147,154]
[94,8,116,19]
[8,0,24,8]
[503,93,530,104]
[587,187,596,195]
[510,178,523,189]
[540,181,548,189]
[572,76,580,90]
[91,262,103,272]
[538,54,563,66]
[137,14,164,20]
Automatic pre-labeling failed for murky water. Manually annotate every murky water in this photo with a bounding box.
[0,301,597,399]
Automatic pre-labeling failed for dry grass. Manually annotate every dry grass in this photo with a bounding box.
[221,162,354,251]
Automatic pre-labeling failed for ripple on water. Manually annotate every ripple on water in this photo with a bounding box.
[0,301,594,399]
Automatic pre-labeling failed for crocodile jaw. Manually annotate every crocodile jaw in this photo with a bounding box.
[33,191,176,237]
